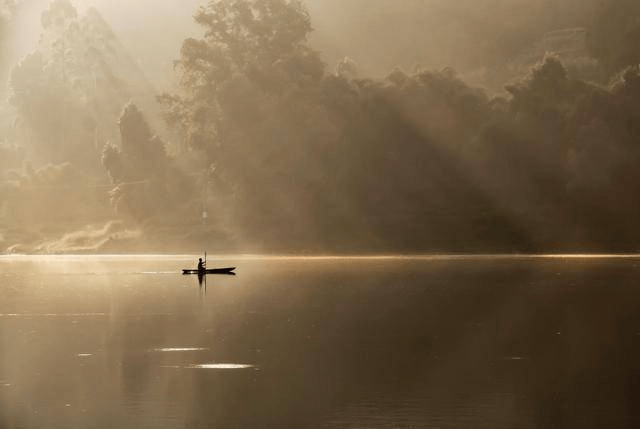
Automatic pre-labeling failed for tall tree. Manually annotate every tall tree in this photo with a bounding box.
[160,0,324,157]
[102,103,193,223]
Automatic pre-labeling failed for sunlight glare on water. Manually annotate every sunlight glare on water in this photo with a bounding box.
[189,364,256,369]
[152,347,209,352]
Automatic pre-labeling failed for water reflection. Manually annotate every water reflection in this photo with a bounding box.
[1,256,640,428]
[188,270,237,290]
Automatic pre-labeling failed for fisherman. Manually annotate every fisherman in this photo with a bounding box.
[197,257,205,272]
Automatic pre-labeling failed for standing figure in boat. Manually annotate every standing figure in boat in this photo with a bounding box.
[197,258,205,272]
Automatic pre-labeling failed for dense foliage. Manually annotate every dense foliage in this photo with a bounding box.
[1,1,182,252]
[157,0,640,253]
[3,0,640,253]
[102,103,193,223]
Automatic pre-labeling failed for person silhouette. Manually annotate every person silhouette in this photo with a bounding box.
[197,258,205,272]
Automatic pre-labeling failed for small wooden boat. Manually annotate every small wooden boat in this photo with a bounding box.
[182,267,236,275]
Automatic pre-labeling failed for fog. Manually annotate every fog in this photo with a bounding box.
[1,0,639,254]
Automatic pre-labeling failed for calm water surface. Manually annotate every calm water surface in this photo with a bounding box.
[1,255,640,428]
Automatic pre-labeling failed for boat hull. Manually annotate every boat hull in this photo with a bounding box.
[182,267,236,275]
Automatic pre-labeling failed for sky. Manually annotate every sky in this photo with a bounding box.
[11,0,314,87]
[8,0,597,90]
[10,0,492,88]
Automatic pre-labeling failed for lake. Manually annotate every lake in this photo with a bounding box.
[1,255,640,428]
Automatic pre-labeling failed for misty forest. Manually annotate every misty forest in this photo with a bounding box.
[1,0,640,254]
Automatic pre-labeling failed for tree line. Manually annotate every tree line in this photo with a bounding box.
[1,0,640,253]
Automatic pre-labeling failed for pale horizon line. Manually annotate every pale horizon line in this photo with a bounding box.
[3,253,640,261]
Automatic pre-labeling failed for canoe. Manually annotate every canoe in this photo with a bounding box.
[182,267,236,275]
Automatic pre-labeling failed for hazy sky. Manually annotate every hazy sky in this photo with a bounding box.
[13,0,472,87]
[12,1,313,88]
[9,0,597,89]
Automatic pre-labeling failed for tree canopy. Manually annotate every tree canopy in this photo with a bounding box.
[160,0,324,154]
[5,0,640,253]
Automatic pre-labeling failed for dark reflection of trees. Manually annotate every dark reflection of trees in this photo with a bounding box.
[180,260,640,428]
[0,321,12,429]
[524,263,640,428]
[114,313,171,402]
